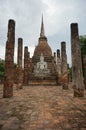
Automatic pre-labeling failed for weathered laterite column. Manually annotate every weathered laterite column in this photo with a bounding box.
[54,52,56,63]
[57,49,60,58]
[67,64,70,82]
[61,41,68,89]
[56,49,61,84]
[24,46,29,85]
[17,38,23,89]
[71,23,84,97]
[3,19,15,98]
[83,55,86,89]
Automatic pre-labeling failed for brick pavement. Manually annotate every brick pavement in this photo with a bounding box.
[0,84,86,130]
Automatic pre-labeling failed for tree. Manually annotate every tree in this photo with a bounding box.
[80,35,86,88]
[80,35,86,56]
[0,59,5,77]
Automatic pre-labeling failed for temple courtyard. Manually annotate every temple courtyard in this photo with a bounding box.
[0,84,86,130]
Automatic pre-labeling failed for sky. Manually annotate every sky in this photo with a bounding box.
[0,0,86,66]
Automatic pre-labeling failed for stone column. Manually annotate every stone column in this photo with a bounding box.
[54,52,56,63]
[56,49,61,84]
[83,55,86,89]
[67,64,70,82]
[57,49,61,75]
[3,19,15,98]
[61,41,68,89]
[71,23,84,97]
[24,46,29,85]
[61,42,68,74]
[17,38,23,89]
[57,49,60,58]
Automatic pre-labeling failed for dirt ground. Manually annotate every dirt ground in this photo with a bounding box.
[0,84,86,130]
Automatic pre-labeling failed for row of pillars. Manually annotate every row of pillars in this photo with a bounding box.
[3,19,30,97]
[54,41,68,89]
[3,19,85,98]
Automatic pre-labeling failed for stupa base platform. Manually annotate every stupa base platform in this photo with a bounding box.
[28,74,58,86]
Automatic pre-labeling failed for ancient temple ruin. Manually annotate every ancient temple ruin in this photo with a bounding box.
[24,16,69,86]
[3,16,85,97]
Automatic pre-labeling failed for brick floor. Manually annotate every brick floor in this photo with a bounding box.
[0,84,86,130]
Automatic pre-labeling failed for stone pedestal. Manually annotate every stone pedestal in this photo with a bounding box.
[71,23,84,97]
[62,84,68,90]
[74,88,84,97]
[3,19,15,98]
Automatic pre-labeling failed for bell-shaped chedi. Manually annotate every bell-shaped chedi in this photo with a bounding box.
[29,16,57,86]
[33,15,52,57]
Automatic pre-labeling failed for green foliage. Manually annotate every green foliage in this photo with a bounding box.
[0,60,5,77]
[0,60,17,78]
[80,35,86,56]
[80,35,86,77]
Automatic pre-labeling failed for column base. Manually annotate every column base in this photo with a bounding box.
[3,83,13,98]
[74,88,84,97]
[16,83,23,89]
[62,83,68,89]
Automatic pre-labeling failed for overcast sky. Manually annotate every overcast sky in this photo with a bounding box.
[0,0,86,66]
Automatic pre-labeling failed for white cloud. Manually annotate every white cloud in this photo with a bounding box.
[0,0,86,65]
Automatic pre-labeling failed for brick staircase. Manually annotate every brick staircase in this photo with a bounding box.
[28,74,58,86]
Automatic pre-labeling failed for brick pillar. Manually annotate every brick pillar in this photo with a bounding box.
[61,41,68,89]
[71,23,84,97]
[56,49,61,84]
[57,49,60,58]
[24,46,29,85]
[54,52,56,63]
[57,49,61,75]
[67,64,70,82]
[83,55,86,89]
[3,19,15,98]
[17,38,23,89]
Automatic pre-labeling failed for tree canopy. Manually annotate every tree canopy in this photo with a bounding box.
[0,59,5,77]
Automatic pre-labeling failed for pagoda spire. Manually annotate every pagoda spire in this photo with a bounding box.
[40,15,45,37]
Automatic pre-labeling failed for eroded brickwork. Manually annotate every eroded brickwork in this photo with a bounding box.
[71,23,84,97]
[17,38,23,89]
[57,49,60,58]
[57,49,61,75]
[3,19,15,98]
[61,42,68,89]
[56,49,62,84]
[61,42,68,74]
[24,46,29,85]
[83,55,86,89]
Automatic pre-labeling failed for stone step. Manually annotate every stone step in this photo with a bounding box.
[28,79,57,86]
